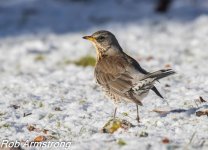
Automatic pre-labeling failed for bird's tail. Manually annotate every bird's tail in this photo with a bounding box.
[142,69,176,81]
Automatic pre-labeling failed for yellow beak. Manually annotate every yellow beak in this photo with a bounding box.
[82,36,95,42]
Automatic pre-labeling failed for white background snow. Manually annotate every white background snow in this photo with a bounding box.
[0,0,208,149]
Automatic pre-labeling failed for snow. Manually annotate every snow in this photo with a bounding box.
[0,0,208,149]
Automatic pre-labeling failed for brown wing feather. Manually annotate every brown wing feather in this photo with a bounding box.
[95,55,143,105]
[95,56,132,91]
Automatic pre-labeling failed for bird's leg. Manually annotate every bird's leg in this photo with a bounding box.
[136,105,140,123]
[113,107,117,120]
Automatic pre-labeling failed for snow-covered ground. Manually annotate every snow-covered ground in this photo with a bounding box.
[0,0,208,149]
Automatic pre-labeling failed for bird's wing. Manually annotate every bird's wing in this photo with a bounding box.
[129,56,149,74]
[95,56,143,106]
[151,86,164,99]
[95,55,134,93]
[124,53,164,99]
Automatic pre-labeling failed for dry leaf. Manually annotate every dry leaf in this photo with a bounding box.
[27,125,49,134]
[120,120,135,130]
[27,125,36,131]
[196,110,208,117]
[165,64,171,68]
[34,135,46,142]
[152,109,169,115]
[101,119,134,133]
[162,137,170,144]
[101,119,121,133]
[43,129,49,134]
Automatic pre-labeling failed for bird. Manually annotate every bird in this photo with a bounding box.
[83,30,175,122]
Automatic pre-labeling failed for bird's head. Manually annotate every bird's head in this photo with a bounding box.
[83,30,122,58]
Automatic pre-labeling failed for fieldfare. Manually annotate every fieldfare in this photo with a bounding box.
[83,30,175,122]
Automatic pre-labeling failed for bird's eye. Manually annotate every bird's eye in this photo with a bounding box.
[97,36,105,42]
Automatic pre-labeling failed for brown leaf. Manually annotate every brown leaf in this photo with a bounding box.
[34,135,47,142]
[27,125,36,131]
[152,109,169,115]
[162,137,170,144]
[43,129,49,134]
[27,125,49,134]
[120,120,135,130]
[196,110,208,117]
[165,64,171,68]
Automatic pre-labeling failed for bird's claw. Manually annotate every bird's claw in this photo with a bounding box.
[136,117,140,123]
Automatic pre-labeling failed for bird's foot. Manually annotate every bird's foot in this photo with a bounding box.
[136,116,140,123]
